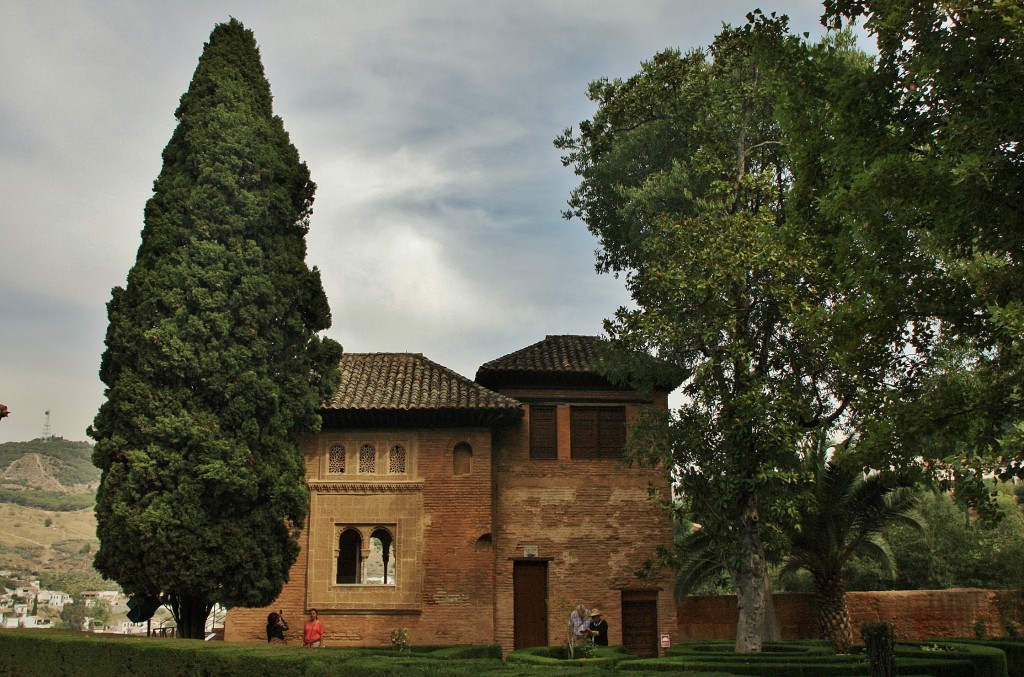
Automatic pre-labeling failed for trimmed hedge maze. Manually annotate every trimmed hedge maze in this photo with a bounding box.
[2,630,1020,677]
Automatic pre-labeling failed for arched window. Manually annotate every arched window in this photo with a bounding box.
[328,444,346,474]
[368,528,397,585]
[337,528,361,584]
[359,443,376,473]
[453,442,472,475]
[389,444,406,474]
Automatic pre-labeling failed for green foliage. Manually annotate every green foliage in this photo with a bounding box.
[0,439,99,487]
[39,569,117,596]
[855,489,1024,592]
[87,19,342,638]
[0,487,94,511]
[818,0,1024,487]
[557,16,927,652]
[390,627,410,652]
[779,452,923,652]
[506,644,630,667]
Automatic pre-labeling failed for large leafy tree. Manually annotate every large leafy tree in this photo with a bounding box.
[89,19,342,639]
[557,18,933,652]
[819,0,1024,489]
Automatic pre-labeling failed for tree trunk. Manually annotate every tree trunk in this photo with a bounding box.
[734,493,766,653]
[814,572,853,654]
[169,591,213,640]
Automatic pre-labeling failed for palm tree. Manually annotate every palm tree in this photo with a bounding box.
[781,452,923,653]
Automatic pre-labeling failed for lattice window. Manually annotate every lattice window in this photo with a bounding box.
[359,443,376,473]
[328,444,346,474]
[389,444,406,474]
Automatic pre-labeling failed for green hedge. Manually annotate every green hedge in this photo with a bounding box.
[898,642,1008,677]
[621,640,1007,677]
[505,644,631,667]
[0,630,505,677]
[666,641,834,657]
[934,640,1024,677]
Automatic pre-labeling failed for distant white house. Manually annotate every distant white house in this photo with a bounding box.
[80,590,123,607]
[39,590,72,608]
[13,584,39,598]
[114,620,149,635]
[20,616,52,629]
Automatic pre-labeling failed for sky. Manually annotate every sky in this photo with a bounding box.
[0,1,843,444]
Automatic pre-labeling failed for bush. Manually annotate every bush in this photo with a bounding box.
[897,641,1008,677]
[505,644,629,667]
[0,631,507,677]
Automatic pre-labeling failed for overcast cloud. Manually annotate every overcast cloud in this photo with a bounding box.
[0,0,843,443]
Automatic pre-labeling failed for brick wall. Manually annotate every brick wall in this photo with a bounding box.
[492,389,677,655]
[226,388,679,655]
[677,589,1024,643]
[225,427,498,647]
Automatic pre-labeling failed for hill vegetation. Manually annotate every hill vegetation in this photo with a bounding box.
[0,438,98,511]
[0,438,98,489]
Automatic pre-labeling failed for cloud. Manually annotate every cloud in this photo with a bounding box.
[0,0,842,442]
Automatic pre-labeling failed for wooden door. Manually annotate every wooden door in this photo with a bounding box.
[513,561,548,649]
[621,591,659,657]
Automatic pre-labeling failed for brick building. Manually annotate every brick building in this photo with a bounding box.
[224,335,678,656]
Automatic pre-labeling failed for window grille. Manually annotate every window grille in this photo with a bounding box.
[328,444,346,474]
[389,444,406,474]
[359,443,376,473]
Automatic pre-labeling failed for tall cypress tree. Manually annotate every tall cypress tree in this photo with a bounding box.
[89,19,342,639]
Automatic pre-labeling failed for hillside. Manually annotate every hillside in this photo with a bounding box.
[0,438,99,512]
[0,439,102,580]
[0,438,98,491]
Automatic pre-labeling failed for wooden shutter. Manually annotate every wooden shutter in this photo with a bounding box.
[572,406,625,459]
[529,405,557,459]
[597,407,627,459]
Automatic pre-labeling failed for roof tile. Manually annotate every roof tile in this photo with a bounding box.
[326,353,521,412]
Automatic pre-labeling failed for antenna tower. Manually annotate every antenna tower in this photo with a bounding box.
[42,410,51,441]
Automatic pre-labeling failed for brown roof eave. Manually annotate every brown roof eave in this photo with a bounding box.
[321,406,523,430]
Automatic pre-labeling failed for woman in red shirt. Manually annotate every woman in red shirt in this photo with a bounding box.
[303,608,325,647]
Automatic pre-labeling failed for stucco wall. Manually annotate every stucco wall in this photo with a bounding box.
[677,589,1024,642]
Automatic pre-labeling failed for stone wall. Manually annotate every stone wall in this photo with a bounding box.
[677,589,1024,642]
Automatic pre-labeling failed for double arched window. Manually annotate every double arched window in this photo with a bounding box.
[335,525,397,586]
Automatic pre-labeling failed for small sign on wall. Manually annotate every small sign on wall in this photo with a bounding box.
[660,634,671,648]
[522,545,538,558]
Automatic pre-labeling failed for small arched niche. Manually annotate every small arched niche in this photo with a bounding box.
[453,442,473,476]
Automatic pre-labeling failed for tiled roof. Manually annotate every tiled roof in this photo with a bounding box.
[476,335,602,376]
[475,335,684,391]
[326,353,522,412]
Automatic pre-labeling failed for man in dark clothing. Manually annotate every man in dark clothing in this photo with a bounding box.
[589,609,609,646]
